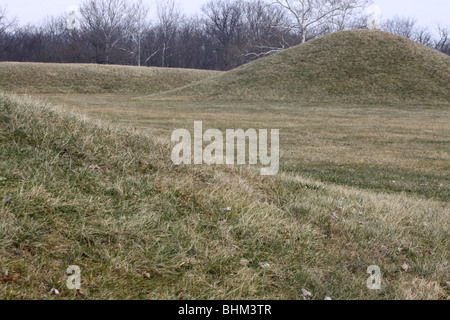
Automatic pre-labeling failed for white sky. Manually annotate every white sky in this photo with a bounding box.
[2,0,449,33]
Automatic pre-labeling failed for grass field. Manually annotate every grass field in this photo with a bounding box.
[39,95,450,201]
[0,30,449,300]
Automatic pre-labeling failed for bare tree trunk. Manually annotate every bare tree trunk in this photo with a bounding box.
[156,0,181,68]
[80,0,130,64]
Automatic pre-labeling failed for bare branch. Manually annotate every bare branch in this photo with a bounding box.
[0,5,16,36]
[272,0,372,43]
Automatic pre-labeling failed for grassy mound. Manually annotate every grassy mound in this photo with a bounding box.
[0,62,221,94]
[0,93,448,299]
[160,30,450,104]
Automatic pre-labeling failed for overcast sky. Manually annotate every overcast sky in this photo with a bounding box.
[2,0,449,33]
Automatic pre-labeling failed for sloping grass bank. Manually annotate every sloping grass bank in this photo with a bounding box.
[0,62,221,94]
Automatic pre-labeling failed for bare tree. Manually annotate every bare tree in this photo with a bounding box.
[121,0,150,66]
[0,5,16,60]
[414,27,433,47]
[272,0,372,43]
[0,5,15,36]
[156,0,182,67]
[80,0,132,64]
[435,25,450,55]
[174,17,209,69]
[382,16,434,47]
[241,0,293,59]
[202,0,245,69]
[383,16,417,39]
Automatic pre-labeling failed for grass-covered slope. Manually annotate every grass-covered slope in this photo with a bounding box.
[161,30,450,104]
[0,62,221,94]
[1,93,448,299]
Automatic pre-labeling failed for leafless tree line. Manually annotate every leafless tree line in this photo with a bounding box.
[381,16,449,54]
[0,0,448,71]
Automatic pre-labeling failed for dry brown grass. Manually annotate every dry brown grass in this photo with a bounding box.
[0,62,221,94]
[40,95,450,200]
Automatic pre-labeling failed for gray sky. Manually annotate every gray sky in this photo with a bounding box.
[2,0,449,33]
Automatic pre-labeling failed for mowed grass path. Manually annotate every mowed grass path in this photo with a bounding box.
[41,94,450,200]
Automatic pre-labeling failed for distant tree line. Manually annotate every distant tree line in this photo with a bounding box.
[0,0,448,71]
